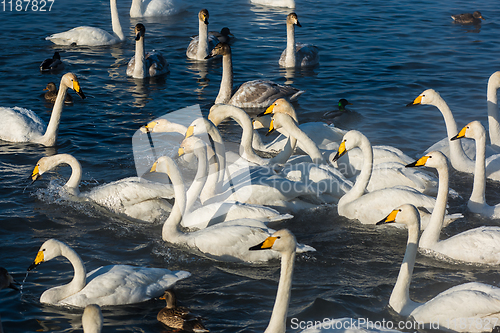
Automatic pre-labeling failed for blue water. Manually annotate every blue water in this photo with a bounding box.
[1,0,500,331]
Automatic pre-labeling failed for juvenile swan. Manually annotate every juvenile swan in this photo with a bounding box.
[279,13,319,68]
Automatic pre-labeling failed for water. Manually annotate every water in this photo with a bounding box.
[1,0,500,331]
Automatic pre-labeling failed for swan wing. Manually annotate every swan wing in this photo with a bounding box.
[295,43,319,67]
[60,265,190,307]
[229,80,304,108]
[0,107,45,142]
[146,51,169,76]
[46,26,119,46]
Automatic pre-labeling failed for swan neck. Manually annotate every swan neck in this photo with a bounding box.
[215,53,233,104]
[55,243,87,302]
[470,130,487,205]
[162,163,187,241]
[264,249,295,333]
[419,163,448,248]
[40,80,68,146]
[435,98,470,163]
[389,223,419,316]
[269,136,297,164]
[110,0,124,41]
[487,80,500,147]
[60,155,83,196]
[186,146,209,211]
[133,36,146,78]
[129,0,142,17]
[281,116,323,164]
[340,138,372,205]
[197,20,209,59]
[285,23,296,67]
[200,146,219,203]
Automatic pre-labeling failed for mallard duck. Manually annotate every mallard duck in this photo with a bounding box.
[208,27,234,44]
[451,11,485,24]
[40,52,64,72]
[157,290,209,332]
[44,82,73,104]
[323,98,353,118]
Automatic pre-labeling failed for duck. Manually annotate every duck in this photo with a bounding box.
[0,73,85,146]
[30,153,174,223]
[407,89,500,179]
[82,304,103,333]
[332,130,441,227]
[39,51,64,72]
[249,229,401,333]
[127,23,169,79]
[0,267,18,291]
[209,27,235,44]
[451,11,485,24]
[279,13,319,68]
[323,99,353,118]
[46,0,125,46]
[154,155,315,262]
[377,204,500,332]
[27,239,190,307]
[186,9,219,60]
[407,150,500,264]
[157,290,209,332]
[43,82,73,104]
[249,0,295,9]
[205,43,304,108]
[451,121,500,218]
[130,0,186,18]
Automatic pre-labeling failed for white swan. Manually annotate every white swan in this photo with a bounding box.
[451,121,500,217]
[487,71,500,150]
[332,130,439,227]
[186,9,219,60]
[0,73,85,146]
[82,304,103,333]
[130,0,185,17]
[127,23,169,79]
[205,43,304,108]
[249,0,295,8]
[406,150,500,264]
[378,204,500,332]
[177,136,294,229]
[46,0,125,46]
[27,239,190,307]
[31,154,174,223]
[250,229,401,333]
[155,155,315,262]
[279,13,319,68]
[407,89,499,177]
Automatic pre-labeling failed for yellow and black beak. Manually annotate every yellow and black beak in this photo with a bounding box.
[73,80,86,99]
[406,155,429,168]
[30,165,41,183]
[258,103,276,118]
[178,147,185,157]
[249,236,278,251]
[376,209,400,225]
[451,125,467,141]
[265,119,275,136]
[406,95,422,107]
[27,250,44,271]
[185,126,194,138]
[150,161,158,173]
[332,140,347,163]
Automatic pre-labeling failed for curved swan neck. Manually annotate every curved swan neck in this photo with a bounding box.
[59,154,83,196]
[419,162,449,248]
[197,19,209,59]
[269,136,297,165]
[162,159,187,241]
[215,52,234,104]
[186,145,209,211]
[39,77,69,146]
[110,0,124,41]
[470,127,487,206]
[389,221,420,316]
[487,76,500,148]
[133,35,146,78]
[285,21,296,67]
[264,248,295,333]
[129,0,142,17]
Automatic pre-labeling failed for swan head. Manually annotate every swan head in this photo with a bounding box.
[159,290,177,308]
[406,89,439,107]
[0,267,19,291]
[141,119,171,133]
[134,23,146,41]
[287,13,301,27]
[44,82,57,92]
[259,98,298,121]
[199,8,209,25]
[179,136,206,157]
[27,239,65,271]
[61,73,86,99]
[450,120,486,142]
[205,42,230,59]
[376,204,421,233]
[332,130,365,163]
[186,117,214,137]
[82,304,103,333]
[249,229,297,254]
[406,150,448,169]
[488,71,500,90]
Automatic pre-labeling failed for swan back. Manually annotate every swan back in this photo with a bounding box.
[82,304,103,333]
